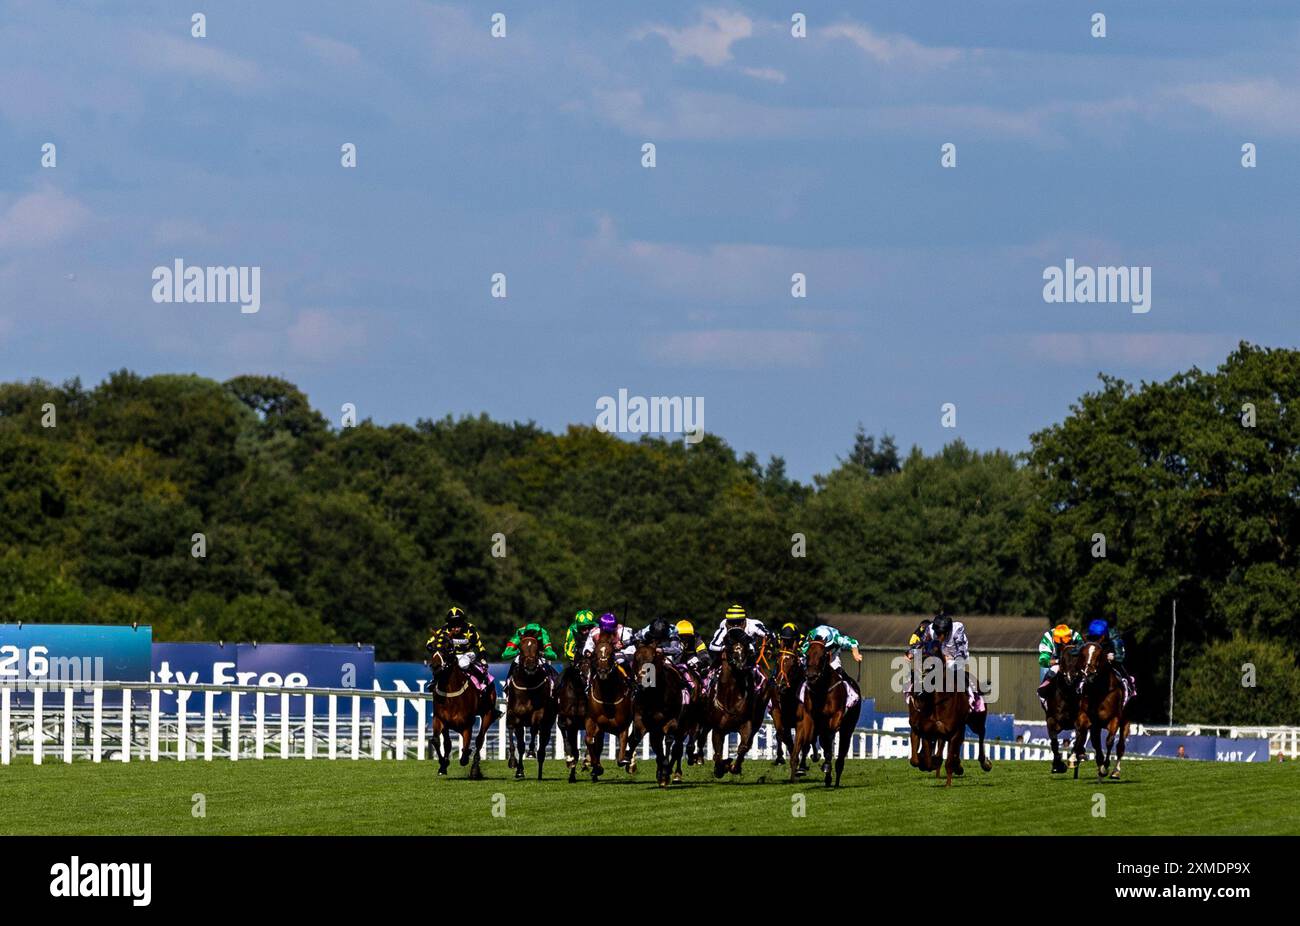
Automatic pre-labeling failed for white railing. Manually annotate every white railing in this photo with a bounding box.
[1131,724,1300,759]
[0,679,1080,766]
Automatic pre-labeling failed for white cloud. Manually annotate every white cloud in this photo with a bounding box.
[1176,79,1300,133]
[636,9,753,66]
[821,22,963,68]
[1022,332,1239,368]
[129,30,261,87]
[0,189,91,250]
[741,66,786,84]
[301,33,362,67]
[286,309,365,362]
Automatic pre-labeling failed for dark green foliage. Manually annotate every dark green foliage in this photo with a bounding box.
[0,345,1295,725]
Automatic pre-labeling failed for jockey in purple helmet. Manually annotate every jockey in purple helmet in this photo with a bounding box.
[582,611,635,669]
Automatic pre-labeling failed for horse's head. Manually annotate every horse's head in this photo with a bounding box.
[593,635,617,680]
[805,639,828,682]
[1056,643,1080,685]
[1078,641,1103,681]
[516,633,542,673]
[725,630,749,672]
[428,645,453,676]
[633,642,661,689]
[774,645,802,690]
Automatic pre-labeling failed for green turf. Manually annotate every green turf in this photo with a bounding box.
[1,755,1295,835]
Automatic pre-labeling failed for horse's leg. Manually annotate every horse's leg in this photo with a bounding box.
[711,727,729,779]
[969,709,992,772]
[651,729,668,786]
[819,728,835,787]
[731,720,754,776]
[511,720,526,780]
[1048,721,1066,774]
[585,720,604,782]
[535,712,551,781]
[1111,720,1128,780]
[432,717,449,775]
[834,726,852,788]
[1090,722,1105,780]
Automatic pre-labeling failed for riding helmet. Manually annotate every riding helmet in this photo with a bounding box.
[932,614,953,637]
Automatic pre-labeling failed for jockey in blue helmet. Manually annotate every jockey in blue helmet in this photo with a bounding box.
[1083,617,1135,705]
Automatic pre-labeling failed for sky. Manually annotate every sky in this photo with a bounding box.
[1,0,1297,480]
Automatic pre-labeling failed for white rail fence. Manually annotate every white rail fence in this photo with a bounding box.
[0,679,1062,766]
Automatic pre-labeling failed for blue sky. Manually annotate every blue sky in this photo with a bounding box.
[1,1,1297,479]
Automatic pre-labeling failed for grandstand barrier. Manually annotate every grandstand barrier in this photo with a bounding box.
[0,680,1283,765]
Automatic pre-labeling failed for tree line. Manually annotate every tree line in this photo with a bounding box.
[1,342,1296,723]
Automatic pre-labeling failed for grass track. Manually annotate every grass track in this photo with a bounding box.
[1,756,1295,836]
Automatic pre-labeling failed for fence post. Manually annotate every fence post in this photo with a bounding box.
[328,694,337,760]
[177,690,188,761]
[372,696,382,760]
[395,695,405,760]
[203,691,214,761]
[350,695,360,760]
[149,689,160,761]
[305,694,314,760]
[1,686,9,766]
[416,696,425,761]
[230,691,240,761]
[280,694,290,760]
[33,686,43,765]
[255,692,265,760]
[64,687,75,764]
[92,686,102,763]
[121,688,131,763]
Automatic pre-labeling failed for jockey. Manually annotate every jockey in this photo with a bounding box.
[426,606,490,687]
[708,603,772,667]
[923,613,985,712]
[776,622,805,656]
[632,617,683,661]
[563,609,597,661]
[801,624,862,691]
[1084,618,1135,706]
[905,619,932,661]
[502,621,558,675]
[1038,623,1080,682]
[581,611,635,668]
[674,620,712,682]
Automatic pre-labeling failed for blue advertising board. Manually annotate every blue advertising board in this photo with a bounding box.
[374,661,432,730]
[1012,721,1271,762]
[151,642,375,715]
[0,623,152,705]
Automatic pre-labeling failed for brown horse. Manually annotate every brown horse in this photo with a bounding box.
[504,635,558,780]
[584,634,633,782]
[429,646,497,779]
[769,644,806,771]
[627,642,692,786]
[790,640,862,787]
[703,630,766,779]
[1073,641,1131,780]
[909,645,992,786]
[1042,644,1080,774]
[555,654,589,783]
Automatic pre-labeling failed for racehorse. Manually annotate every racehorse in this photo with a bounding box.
[584,634,633,782]
[1041,644,1081,774]
[908,643,992,786]
[769,642,807,772]
[627,641,692,786]
[428,644,498,780]
[504,635,558,780]
[703,629,766,779]
[789,639,862,787]
[1073,640,1131,780]
[555,653,589,783]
